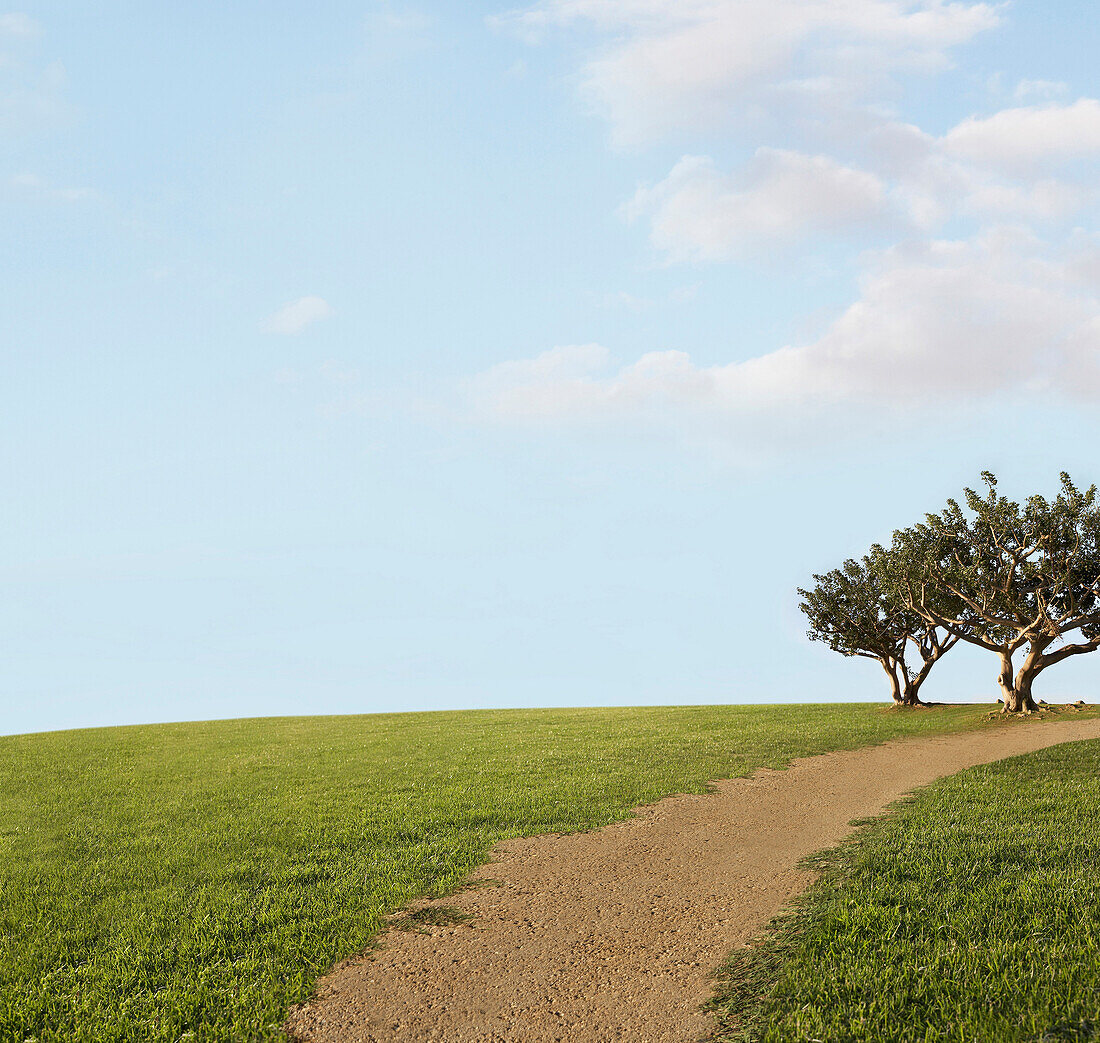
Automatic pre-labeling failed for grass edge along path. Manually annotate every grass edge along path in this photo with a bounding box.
[0,703,1062,1042]
[708,730,1100,1043]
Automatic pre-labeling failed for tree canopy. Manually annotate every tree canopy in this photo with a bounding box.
[798,553,957,706]
[801,472,1100,713]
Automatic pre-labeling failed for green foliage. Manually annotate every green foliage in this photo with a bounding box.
[802,471,1100,709]
[798,552,956,702]
[887,472,1100,652]
[0,705,993,1042]
[799,554,909,661]
[710,736,1100,1043]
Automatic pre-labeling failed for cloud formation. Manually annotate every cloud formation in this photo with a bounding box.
[479,0,1100,447]
[626,97,1100,263]
[0,12,40,37]
[0,15,68,133]
[262,296,334,336]
[8,171,94,202]
[624,151,893,262]
[494,0,1000,146]
[942,99,1100,170]
[469,229,1100,426]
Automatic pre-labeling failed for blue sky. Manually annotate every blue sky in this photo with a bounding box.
[4,1,1100,735]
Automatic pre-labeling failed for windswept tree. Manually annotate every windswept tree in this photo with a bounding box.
[798,552,958,706]
[883,472,1100,714]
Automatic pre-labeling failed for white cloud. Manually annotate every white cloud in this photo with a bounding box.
[364,1,432,58]
[627,108,1100,262]
[262,296,334,336]
[942,99,1100,169]
[955,177,1088,221]
[0,13,66,132]
[1013,78,1068,102]
[468,230,1100,430]
[369,3,430,34]
[483,0,1100,450]
[0,12,40,38]
[8,171,94,202]
[494,0,1000,145]
[0,55,68,132]
[785,230,1096,396]
[469,343,614,420]
[625,150,894,261]
[883,144,1092,227]
[499,0,1098,261]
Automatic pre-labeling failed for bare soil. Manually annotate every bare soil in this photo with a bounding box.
[285,715,1100,1043]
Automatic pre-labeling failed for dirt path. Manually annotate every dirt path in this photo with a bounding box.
[285,715,1100,1043]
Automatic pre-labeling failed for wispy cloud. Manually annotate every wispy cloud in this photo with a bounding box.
[478,0,1100,451]
[368,0,430,35]
[467,229,1100,433]
[262,296,334,336]
[493,0,1000,146]
[0,13,69,134]
[8,171,94,202]
[1013,79,1068,103]
[364,1,432,60]
[624,151,895,262]
[942,99,1100,170]
[0,12,40,38]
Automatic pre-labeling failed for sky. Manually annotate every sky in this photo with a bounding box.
[4,1,1100,735]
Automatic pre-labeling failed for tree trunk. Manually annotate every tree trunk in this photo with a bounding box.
[902,652,941,707]
[901,676,925,706]
[998,649,1040,714]
[1007,672,1038,713]
[882,659,904,706]
[997,651,1021,712]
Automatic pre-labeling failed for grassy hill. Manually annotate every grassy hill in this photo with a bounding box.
[0,703,1004,1041]
[711,736,1100,1042]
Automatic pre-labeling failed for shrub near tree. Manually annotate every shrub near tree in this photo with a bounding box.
[883,472,1100,714]
[798,552,958,707]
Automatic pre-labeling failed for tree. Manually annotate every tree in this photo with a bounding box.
[798,552,958,706]
[884,472,1100,714]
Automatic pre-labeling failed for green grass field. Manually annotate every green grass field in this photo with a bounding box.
[0,702,1002,1042]
[710,736,1100,1043]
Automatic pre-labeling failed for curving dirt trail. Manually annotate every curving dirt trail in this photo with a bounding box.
[286,715,1100,1043]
